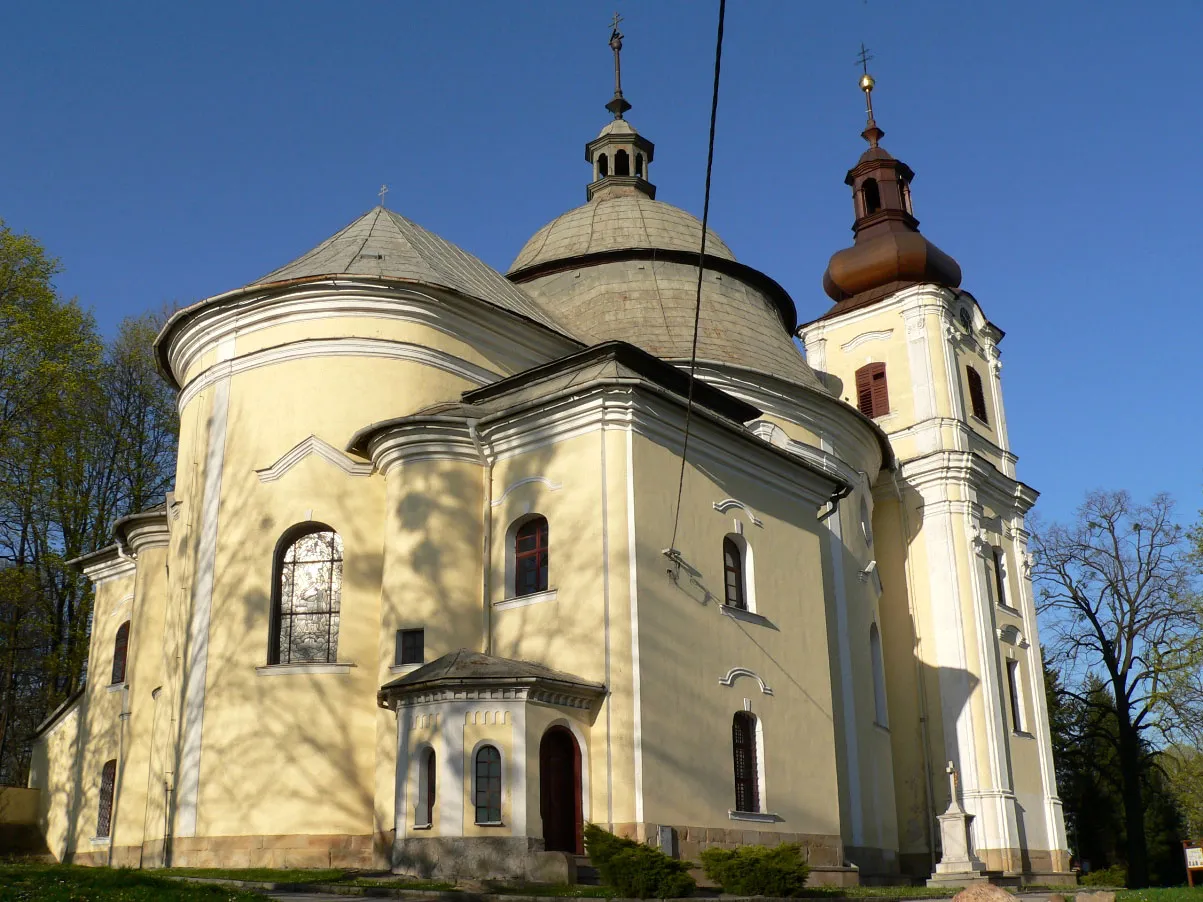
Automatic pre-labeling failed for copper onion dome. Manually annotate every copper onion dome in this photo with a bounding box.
[821,68,961,312]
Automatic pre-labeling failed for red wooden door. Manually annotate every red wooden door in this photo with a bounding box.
[539,727,582,853]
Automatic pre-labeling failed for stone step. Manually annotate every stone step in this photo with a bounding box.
[572,855,599,886]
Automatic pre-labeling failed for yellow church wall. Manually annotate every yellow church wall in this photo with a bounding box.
[29,701,80,861]
[109,543,171,864]
[629,428,844,854]
[488,427,635,828]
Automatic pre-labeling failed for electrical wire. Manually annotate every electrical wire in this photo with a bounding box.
[668,0,727,560]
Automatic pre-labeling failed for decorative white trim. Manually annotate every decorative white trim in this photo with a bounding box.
[255,662,356,676]
[996,625,1030,649]
[712,498,763,527]
[81,556,137,584]
[718,667,774,696]
[491,476,563,507]
[105,682,125,693]
[728,810,782,823]
[626,428,644,824]
[719,605,775,630]
[179,338,501,412]
[89,835,112,847]
[840,329,894,352]
[493,589,558,611]
[256,434,374,483]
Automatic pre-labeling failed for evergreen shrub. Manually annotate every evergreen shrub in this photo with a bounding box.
[583,823,696,899]
[1080,864,1127,887]
[699,843,811,897]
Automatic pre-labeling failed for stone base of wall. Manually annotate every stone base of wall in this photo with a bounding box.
[67,832,393,870]
[844,844,901,878]
[896,847,1073,885]
[393,836,572,883]
[0,823,51,857]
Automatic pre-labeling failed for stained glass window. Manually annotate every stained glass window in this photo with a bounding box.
[732,712,760,814]
[270,528,343,665]
[97,759,117,838]
[475,745,502,823]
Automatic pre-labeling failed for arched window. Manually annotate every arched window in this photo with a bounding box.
[615,149,630,176]
[862,178,881,215]
[966,365,989,423]
[855,362,889,419]
[269,525,343,665]
[416,747,436,827]
[597,153,608,178]
[97,758,117,838]
[870,623,888,727]
[732,712,760,813]
[635,153,644,177]
[514,516,549,597]
[722,536,747,610]
[900,178,913,214]
[474,745,502,824]
[111,621,130,685]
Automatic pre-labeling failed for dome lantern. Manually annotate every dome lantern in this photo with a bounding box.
[585,18,656,202]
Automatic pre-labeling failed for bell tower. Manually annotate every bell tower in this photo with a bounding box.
[798,62,1071,883]
[585,17,655,202]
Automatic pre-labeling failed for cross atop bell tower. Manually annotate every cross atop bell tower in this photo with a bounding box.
[584,14,656,202]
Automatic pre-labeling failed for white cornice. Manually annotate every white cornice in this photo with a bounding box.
[166,281,574,390]
[894,449,1039,515]
[81,554,137,584]
[366,421,480,472]
[798,284,958,340]
[256,434,375,483]
[123,521,170,555]
[179,337,500,411]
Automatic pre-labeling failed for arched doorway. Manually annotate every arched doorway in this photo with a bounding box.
[539,726,582,853]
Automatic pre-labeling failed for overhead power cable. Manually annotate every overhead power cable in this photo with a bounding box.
[667,0,727,563]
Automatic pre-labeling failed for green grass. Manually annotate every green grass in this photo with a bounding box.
[1119,890,1203,902]
[0,861,269,901]
[157,866,457,890]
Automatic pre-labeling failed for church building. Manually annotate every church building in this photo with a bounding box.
[28,27,1071,886]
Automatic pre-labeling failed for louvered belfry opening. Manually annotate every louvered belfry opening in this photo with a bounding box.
[732,711,760,813]
[855,362,889,419]
[97,758,117,837]
[967,365,989,422]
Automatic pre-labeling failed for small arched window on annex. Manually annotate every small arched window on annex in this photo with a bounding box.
[269,523,344,665]
[415,746,436,828]
[869,622,888,728]
[474,744,503,825]
[731,711,762,814]
[614,149,630,176]
[862,178,881,215]
[97,758,117,838]
[509,515,549,598]
[854,362,889,419]
[722,534,754,612]
[111,620,131,685]
[597,153,609,178]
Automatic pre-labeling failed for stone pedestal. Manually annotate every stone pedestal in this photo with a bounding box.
[927,762,990,887]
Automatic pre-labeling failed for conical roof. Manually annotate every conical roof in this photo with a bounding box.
[256,206,568,334]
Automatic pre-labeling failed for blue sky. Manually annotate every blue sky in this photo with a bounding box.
[2,1,1199,529]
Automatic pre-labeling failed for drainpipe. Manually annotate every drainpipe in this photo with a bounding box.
[138,687,163,868]
[466,420,494,655]
[892,470,937,874]
[107,537,136,868]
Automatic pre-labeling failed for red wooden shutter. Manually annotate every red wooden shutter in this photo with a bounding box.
[855,363,888,418]
[967,366,988,422]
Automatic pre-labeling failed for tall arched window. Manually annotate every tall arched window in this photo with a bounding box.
[111,621,130,685]
[614,149,630,176]
[635,153,644,177]
[597,153,608,178]
[514,516,549,597]
[97,758,117,838]
[870,623,888,727]
[475,745,502,824]
[732,712,760,813]
[862,178,881,215]
[722,536,747,610]
[269,525,343,665]
[416,747,436,827]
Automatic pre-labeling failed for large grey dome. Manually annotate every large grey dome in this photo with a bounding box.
[509,195,735,275]
[507,195,825,392]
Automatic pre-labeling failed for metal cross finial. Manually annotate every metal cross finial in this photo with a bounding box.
[605,10,632,120]
[856,43,874,75]
[378,184,389,208]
